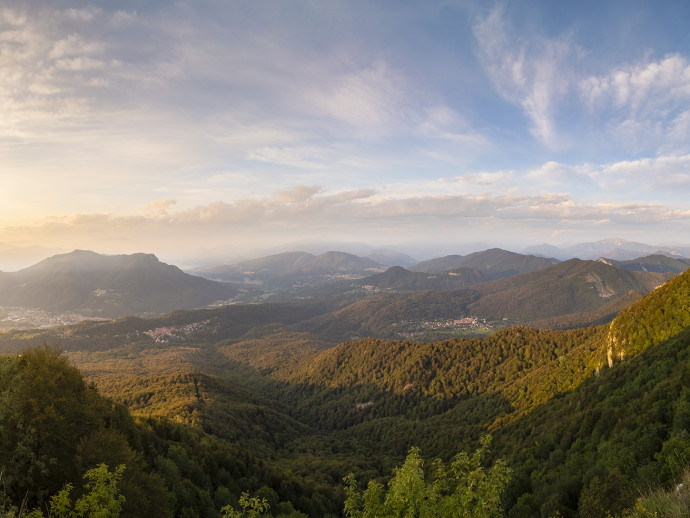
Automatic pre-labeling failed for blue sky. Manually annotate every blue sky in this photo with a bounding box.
[1,0,690,267]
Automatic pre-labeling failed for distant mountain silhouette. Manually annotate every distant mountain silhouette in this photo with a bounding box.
[355,265,486,291]
[410,248,559,279]
[197,251,384,289]
[524,238,690,261]
[0,250,241,317]
[365,249,418,267]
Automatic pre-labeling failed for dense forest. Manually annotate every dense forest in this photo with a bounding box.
[2,268,690,516]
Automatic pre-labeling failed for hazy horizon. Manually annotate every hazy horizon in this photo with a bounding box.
[2,1,690,268]
[2,235,690,273]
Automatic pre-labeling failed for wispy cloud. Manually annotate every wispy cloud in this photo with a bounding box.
[526,161,597,190]
[596,154,690,191]
[580,54,690,154]
[0,2,492,212]
[307,60,407,136]
[473,4,573,149]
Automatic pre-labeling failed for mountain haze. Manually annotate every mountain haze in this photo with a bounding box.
[353,266,486,291]
[525,238,690,261]
[410,248,559,279]
[197,250,384,289]
[0,250,243,317]
[365,249,418,267]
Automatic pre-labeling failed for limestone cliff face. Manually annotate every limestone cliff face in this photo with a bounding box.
[603,268,690,368]
[605,325,627,368]
[607,323,616,368]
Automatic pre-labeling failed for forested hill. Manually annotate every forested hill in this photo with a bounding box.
[293,267,690,407]
[606,263,690,364]
[0,347,338,517]
[288,326,606,419]
[298,258,673,341]
[281,266,690,516]
[603,253,690,273]
[410,248,559,278]
[349,265,486,291]
[467,258,671,320]
[494,324,690,516]
[0,348,170,516]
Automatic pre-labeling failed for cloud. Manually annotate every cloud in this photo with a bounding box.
[418,105,490,148]
[580,54,690,153]
[525,161,597,191]
[0,2,171,179]
[594,154,690,192]
[473,4,573,149]
[515,155,690,204]
[275,186,323,204]
[65,7,101,21]
[247,147,335,170]
[455,170,515,187]
[0,7,27,26]
[4,182,688,245]
[146,199,178,217]
[1,1,689,260]
[0,1,492,203]
[49,33,103,59]
[0,168,687,268]
[308,60,406,135]
[580,54,690,110]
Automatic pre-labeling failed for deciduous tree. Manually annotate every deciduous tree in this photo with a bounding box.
[343,435,510,517]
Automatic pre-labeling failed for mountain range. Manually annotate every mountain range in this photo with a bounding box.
[523,237,690,261]
[255,248,562,301]
[0,247,686,334]
[2,244,690,516]
[600,253,690,273]
[409,248,559,278]
[294,257,673,342]
[0,246,680,346]
[195,250,385,290]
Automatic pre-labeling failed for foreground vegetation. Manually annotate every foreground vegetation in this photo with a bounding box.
[344,436,510,518]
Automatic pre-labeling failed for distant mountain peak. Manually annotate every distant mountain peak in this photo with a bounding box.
[524,238,690,261]
[21,250,163,274]
[410,249,558,279]
[3,250,240,318]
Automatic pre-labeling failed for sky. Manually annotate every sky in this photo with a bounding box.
[2,0,690,269]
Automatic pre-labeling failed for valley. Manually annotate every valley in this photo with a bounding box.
[0,246,689,517]
[0,305,106,330]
